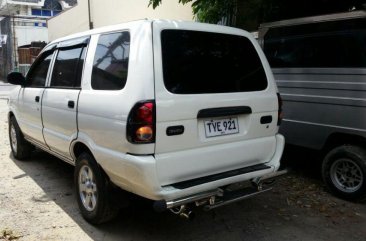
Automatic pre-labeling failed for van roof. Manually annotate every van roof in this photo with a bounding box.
[259,10,366,29]
[50,19,150,44]
[50,19,245,45]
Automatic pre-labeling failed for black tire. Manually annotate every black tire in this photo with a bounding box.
[8,116,34,160]
[322,145,366,201]
[74,152,119,224]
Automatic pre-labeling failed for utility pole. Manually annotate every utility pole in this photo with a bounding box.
[12,14,17,71]
[88,0,93,29]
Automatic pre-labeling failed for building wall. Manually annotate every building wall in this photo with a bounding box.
[48,0,194,41]
[15,25,48,46]
[90,0,193,28]
[0,1,76,78]
[47,0,89,41]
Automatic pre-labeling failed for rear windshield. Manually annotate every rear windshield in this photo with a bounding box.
[161,30,268,94]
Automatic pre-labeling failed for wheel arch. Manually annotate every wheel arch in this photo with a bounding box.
[71,141,111,181]
[323,132,366,154]
[72,141,93,160]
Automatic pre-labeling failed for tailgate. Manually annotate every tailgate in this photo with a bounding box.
[152,21,279,185]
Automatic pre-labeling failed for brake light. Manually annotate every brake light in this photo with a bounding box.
[127,100,155,144]
[277,93,283,126]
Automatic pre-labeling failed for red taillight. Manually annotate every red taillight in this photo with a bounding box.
[277,93,283,126]
[127,100,155,144]
[137,103,153,123]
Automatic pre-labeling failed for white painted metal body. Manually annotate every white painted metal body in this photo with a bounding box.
[8,20,285,201]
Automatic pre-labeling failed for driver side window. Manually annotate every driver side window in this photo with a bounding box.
[26,51,54,87]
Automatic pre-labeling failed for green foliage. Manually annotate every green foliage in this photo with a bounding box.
[149,0,366,30]
[149,0,237,24]
[192,0,237,24]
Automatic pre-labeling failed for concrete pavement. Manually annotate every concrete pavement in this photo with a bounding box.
[0,80,16,99]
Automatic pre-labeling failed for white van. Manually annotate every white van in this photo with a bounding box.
[7,20,285,224]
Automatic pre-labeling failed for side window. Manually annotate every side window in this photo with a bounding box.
[263,18,366,68]
[91,32,130,90]
[50,46,86,88]
[26,51,53,87]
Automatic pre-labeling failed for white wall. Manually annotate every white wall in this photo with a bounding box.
[90,0,194,28]
[48,0,194,41]
[15,26,48,46]
[47,0,90,41]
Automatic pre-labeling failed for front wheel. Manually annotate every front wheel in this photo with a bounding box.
[74,152,119,224]
[8,116,34,160]
[322,145,366,200]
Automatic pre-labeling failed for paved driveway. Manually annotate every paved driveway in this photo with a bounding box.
[0,81,16,99]
[0,99,366,241]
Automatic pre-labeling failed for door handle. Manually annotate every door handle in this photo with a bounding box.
[197,106,252,119]
[35,96,40,102]
[68,100,75,109]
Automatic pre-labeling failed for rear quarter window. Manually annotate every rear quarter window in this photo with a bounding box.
[161,30,268,94]
[91,31,130,90]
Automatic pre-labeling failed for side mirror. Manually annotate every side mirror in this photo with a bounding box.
[7,72,26,86]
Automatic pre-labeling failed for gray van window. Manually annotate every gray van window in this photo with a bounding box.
[161,30,267,94]
[263,18,366,68]
[91,32,130,90]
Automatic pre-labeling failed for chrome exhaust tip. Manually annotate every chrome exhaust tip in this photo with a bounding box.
[153,189,222,212]
[170,205,195,220]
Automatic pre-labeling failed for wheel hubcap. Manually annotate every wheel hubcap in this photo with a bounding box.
[79,165,98,211]
[10,124,17,154]
[330,158,363,193]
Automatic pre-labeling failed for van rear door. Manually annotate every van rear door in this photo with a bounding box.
[152,21,279,186]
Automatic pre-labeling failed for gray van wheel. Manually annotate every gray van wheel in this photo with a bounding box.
[9,116,34,160]
[75,152,119,224]
[322,145,366,200]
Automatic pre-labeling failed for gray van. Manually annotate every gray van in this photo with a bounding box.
[259,11,366,200]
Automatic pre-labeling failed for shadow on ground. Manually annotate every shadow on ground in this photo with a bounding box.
[281,144,324,179]
[10,150,279,240]
[9,146,366,241]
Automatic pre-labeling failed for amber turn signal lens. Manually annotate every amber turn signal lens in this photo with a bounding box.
[136,126,153,141]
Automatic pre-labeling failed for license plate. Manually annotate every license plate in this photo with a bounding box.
[204,117,239,138]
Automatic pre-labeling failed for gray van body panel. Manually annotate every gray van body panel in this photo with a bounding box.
[259,11,366,150]
[274,67,366,150]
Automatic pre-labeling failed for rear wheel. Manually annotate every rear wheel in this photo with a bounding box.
[74,152,119,224]
[322,145,366,200]
[8,116,34,160]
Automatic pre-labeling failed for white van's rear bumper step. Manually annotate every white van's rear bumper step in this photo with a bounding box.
[203,187,272,211]
[153,169,288,212]
[205,169,288,210]
[168,164,271,190]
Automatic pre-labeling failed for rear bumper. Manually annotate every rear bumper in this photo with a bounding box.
[103,134,285,201]
[156,168,288,212]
